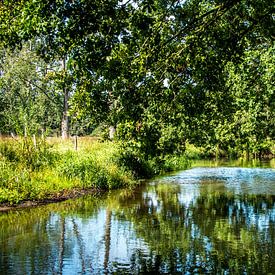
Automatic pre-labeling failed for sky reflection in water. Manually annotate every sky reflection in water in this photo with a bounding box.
[0,162,274,274]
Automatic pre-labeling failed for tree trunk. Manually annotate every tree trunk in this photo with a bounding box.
[61,86,69,139]
[245,143,250,160]
[104,209,112,272]
[58,217,65,275]
[61,58,69,139]
[109,126,115,140]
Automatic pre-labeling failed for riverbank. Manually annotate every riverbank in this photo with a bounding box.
[0,137,189,208]
[2,137,273,210]
[0,187,104,212]
[1,160,274,274]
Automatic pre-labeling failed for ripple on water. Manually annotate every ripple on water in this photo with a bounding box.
[157,167,275,195]
[1,163,275,275]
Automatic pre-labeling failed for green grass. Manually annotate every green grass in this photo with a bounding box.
[0,137,136,205]
[2,136,273,205]
[0,136,193,205]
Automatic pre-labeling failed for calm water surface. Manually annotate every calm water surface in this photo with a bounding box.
[1,160,275,274]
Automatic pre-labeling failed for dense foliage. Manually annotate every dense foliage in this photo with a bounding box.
[0,0,274,159]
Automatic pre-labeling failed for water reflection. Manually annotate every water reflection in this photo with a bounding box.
[0,164,275,274]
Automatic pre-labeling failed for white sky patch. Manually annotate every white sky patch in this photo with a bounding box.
[163,78,169,88]
[166,15,176,21]
[119,0,138,8]
[146,71,152,78]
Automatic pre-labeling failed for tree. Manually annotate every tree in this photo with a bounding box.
[1,0,129,138]
[0,0,274,155]
[0,43,62,136]
[221,45,275,157]
[111,0,275,158]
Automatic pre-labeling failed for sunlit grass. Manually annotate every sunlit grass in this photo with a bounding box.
[47,136,100,152]
[0,136,190,205]
[2,136,271,205]
[0,137,135,205]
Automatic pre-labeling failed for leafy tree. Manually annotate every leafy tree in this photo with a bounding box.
[1,0,129,138]
[0,0,274,157]
[0,43,62,136]
[221,45,275,157]
[95,0,274,159]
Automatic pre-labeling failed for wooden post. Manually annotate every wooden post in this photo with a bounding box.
[33,134,37,149]
[74,135,78,151]
[24,125,27,138]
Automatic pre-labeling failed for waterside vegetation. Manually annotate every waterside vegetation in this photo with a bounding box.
[1,135,273,206]
[0,0,274,205]
[0,137,191,205]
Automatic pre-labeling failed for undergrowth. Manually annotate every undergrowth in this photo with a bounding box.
[0,137,191,205]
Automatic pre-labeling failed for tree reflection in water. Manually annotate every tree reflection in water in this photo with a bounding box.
[0,167,274,274]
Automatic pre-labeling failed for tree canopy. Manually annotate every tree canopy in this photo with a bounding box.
[0,0,274,157]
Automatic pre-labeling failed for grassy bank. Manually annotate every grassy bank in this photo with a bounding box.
[0,137,190,205]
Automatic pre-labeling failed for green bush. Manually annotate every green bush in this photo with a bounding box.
[116,149,155,178]
[116,146,190,179]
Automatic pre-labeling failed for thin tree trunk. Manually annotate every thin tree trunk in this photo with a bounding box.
[58,217,66,275]
[61,87,69,139]
[61,58,69,139]
[245,143,250,160]
[109,126,115,140]
[104,209,112,273]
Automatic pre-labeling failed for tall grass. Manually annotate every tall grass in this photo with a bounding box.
[0,136,194,205]
[56,141,134,189]
[0,137,135,204]
[0,137,56,170]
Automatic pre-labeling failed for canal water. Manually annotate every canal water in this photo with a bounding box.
[1,160,274,274]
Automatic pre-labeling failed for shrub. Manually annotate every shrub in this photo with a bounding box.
[116,146,190,179]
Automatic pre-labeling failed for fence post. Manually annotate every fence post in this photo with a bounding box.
[74,135,78,151]
[33,134,37,149]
